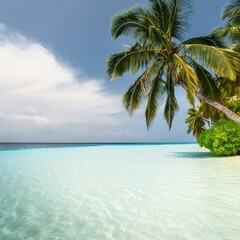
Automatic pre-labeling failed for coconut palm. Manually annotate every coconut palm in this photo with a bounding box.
[212,0,240,114]
[222,0,240,26]
[216,0,240,98]
[106,0,240,129]
[185,106,206,137]
[213,0,240,51]
[186,0,240,136]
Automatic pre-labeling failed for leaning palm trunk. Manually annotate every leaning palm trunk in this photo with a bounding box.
[179,80,240,123]
[196,92,240,123]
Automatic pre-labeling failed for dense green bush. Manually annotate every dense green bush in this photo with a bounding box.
[197,121,240,156]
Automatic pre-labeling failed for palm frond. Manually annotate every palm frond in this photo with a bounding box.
[140,9,171,46]
[217,77,240,97]
[212,24,240,42]
[222,0,240,25]
[147,0,171,33]
[111,5,170,46]
[140,60,162,88]
[106,43,156,80]
[123,60,163,120]
[182,35,227,48]
[173,54,198,105]
[185,107,206,137]
[145,74,165,128]
[230,43,240,52]
[122,74,147,115]
[188,58,221,100]
[111,6,148,39]
[183,44,240,80]
[163,72,179,129]
[167,0,193,40]
[222,24,240,42]
[200,101,223,122]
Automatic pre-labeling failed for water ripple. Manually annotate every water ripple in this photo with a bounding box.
[0,144,239,239]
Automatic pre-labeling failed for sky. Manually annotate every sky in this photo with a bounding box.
[0,0,228,143]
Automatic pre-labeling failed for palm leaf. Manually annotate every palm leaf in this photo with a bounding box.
[188,58,221,100]
[163,72,179,129]
[140,60,162,88]
[168,0,193,40]
[111,6,149,39]
[147,0,171,33]
[123,60,163,118]
[222,0,240,25]
[145,74,165,128]
[185,107,206,137]
[122,74,147,115]
[200,101,223,122]
[140,9,171,46]
[111,5,170,46]
[212,25,240,42]
[183,44,240,80]
[173,54,198,105]
[106,43,156,80]
[182,35,227,48]
[230,43,240,52]
[217,77,240,97]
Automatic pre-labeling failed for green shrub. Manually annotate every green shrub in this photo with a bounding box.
[197,121,240,156]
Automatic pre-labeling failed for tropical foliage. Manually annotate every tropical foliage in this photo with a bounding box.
[213,0,240,51]
[106,0,240,130]
[227,96,240,114]
[197,121,240,156]
[186,0,240,137]
[185,106,207,137]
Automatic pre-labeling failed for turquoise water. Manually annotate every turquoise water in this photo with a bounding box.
[0,144,240,240]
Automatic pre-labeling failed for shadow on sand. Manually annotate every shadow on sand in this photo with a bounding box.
[172,151,217,159]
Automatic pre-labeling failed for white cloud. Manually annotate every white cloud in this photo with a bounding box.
[0,24,195,142]
[0,25,124,141]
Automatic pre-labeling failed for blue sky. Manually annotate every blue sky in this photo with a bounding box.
[0,0,228,142]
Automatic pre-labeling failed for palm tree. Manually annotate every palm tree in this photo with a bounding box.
[106,0,240,129]
[222,0,240,25]
[186,0,240,136]
[185,106,206,137]
[211,0,240,116]
[213,0,240,51]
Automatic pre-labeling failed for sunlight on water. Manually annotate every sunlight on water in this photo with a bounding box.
[0,144,239,240]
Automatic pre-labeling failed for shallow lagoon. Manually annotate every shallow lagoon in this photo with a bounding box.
[0,144,239,240]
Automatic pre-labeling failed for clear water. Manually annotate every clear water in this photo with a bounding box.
[0,144,239,240]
